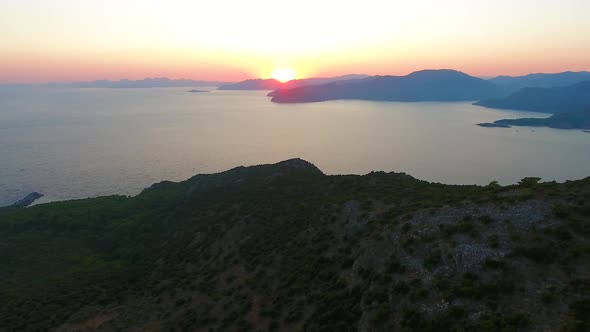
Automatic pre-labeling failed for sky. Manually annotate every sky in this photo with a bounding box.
[1,0,590,83]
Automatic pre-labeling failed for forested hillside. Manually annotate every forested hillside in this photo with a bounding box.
[1,159,589,331]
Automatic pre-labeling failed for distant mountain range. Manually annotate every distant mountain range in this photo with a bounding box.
[475,81,590,129]
[270,70,505,103]
[264,70,590,104]
[261,69,590,130]
[61,78,229,88]
[488,71,590,91]
[217,74,368,90]
[0,78,230,88]
[4,70,590,130]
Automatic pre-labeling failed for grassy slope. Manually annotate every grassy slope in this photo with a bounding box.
[0,159,589,331]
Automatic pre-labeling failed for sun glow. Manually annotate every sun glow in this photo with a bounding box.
[271,68,297,82]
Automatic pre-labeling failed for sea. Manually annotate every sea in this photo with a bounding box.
[1,86,589,206]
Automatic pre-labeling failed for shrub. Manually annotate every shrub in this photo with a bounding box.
[479,215,494,224]
[484,258,505,270]
[340,257,355,269]
[371,303,391,323]
[424,250,442,268]
[541,290,554,304]
[393,281,410,295]
[519,177,541,187]
[553,204,571,219]
[385,257,406,274]
[268,320,280,331]
[487,234,500,248]
[511,241,559,264]
[562,299,590,332]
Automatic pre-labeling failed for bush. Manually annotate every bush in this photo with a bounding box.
[474,311,529,331]
[393,281,410,295]
[424,250,442,268]
[268,320,280,331]
[487,234,500,248]
[484,258,505,270]
[562,299,590,332]
[371,303,391,323]
[479,215,494,224]
[385,257,406,273]
[511,241,559,264]
[519,177,541,187]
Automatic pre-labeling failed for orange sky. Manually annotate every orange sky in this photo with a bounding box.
[2,0,590,83]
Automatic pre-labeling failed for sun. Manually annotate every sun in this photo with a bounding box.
[271,68,297,83]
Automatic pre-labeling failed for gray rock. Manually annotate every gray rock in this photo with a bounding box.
[8,192,44,208]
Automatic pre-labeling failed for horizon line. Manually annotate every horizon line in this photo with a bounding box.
[3,68,590,86]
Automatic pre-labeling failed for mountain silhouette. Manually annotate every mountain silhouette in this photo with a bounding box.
[217,74,368,90]
[475,81,590,113]
[489,71,590,91]
[476,81,590,129]
[270,70,504,103]
[66,78,228,88]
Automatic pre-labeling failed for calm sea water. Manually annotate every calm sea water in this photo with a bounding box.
[0,87,589,206]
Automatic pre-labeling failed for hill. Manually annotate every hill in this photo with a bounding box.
[489,71,590,91]
[474,81,590,113]
[1,159,589,331]
[217,75,367,91]
[475,81,590,129]
[270,70,505,103]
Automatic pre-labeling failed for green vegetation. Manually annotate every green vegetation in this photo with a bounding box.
[0,159,588,331]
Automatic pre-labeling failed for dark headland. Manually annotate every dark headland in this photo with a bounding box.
[476,81,590,129]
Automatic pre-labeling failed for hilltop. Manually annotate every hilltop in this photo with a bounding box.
[1,159,589,331]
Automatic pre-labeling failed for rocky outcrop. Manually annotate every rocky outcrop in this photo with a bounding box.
[8,192,43,207]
